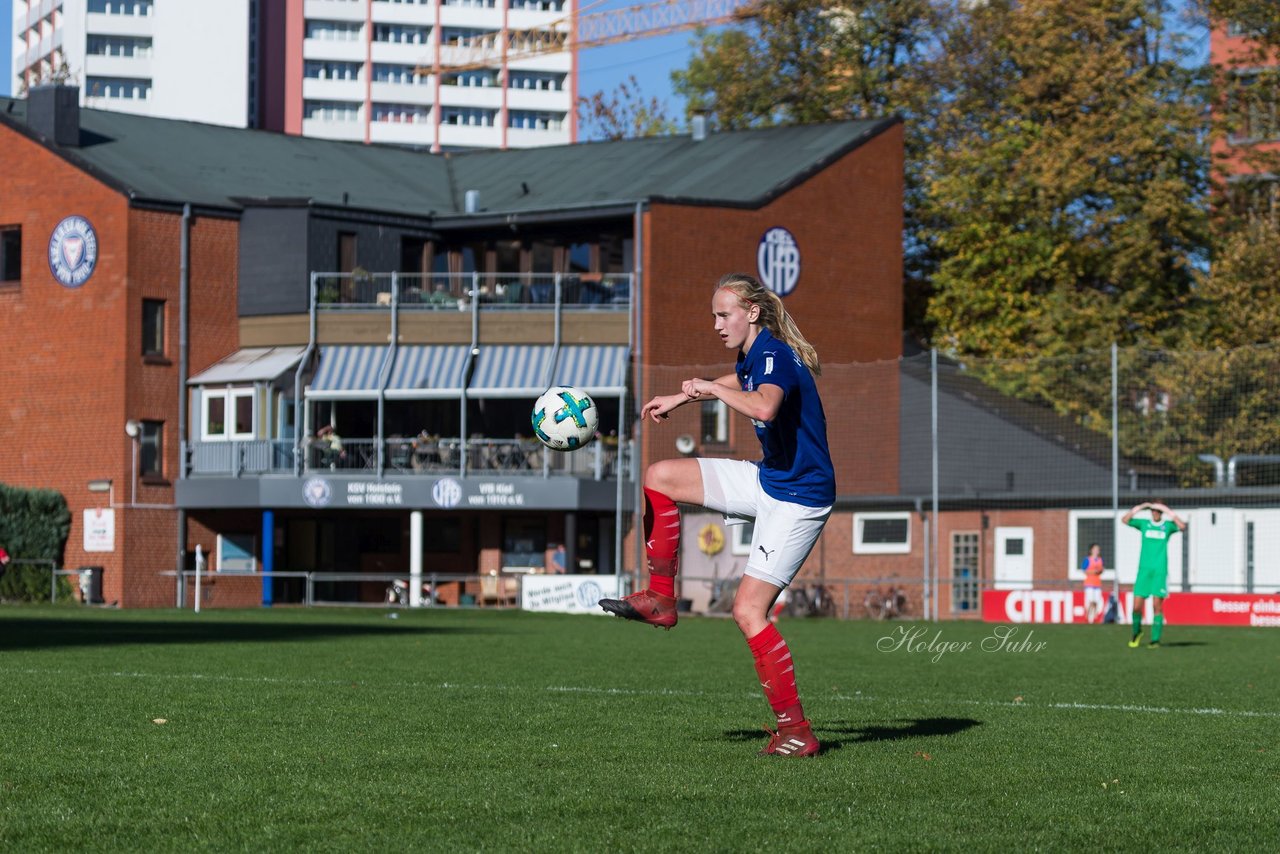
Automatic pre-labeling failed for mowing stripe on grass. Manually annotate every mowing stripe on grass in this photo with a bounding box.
[7,665,1278,720]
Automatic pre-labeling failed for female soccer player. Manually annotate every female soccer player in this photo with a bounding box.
[599,273,835,757]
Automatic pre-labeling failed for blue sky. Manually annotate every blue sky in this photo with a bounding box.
[1,9,9,97]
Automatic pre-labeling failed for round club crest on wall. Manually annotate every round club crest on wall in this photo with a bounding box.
[48,215,99,288]
[757,226,800,297]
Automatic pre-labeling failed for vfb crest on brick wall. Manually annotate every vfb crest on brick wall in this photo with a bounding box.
[48,215,99,288]
[757,226,800,296]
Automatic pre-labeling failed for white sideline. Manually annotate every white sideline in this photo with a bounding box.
[6,668,1279,719]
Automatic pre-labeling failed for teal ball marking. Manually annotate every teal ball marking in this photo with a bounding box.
[531,407,552,443]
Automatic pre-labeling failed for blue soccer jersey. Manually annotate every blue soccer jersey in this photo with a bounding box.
[736,328,836,507]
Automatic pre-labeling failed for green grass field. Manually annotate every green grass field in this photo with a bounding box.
[2,606,1277,851]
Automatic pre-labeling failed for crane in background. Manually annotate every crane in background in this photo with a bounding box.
[418,0,761,148]
[427,0,760,72]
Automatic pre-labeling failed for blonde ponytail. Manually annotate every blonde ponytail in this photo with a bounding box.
[715,273,822,376]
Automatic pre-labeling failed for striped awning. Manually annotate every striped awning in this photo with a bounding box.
[551,345,630,396]
[307,345,392,399]
[467,345,556,398]
[385,345,471,399]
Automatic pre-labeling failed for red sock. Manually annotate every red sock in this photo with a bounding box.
[643,487,679,598]
[747,623,805,727]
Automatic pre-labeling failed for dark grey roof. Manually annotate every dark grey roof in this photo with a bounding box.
[0,96,897,219]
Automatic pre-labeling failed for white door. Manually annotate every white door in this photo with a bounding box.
[995,527,1034,590]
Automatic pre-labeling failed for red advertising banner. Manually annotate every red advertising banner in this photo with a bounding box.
[982,589,1280,627]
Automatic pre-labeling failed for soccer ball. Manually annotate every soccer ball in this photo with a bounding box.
[532,386,598,451]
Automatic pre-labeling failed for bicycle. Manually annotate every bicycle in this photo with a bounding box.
[386,578,434,606]
[864,585,909,620]
[785,583,837,618]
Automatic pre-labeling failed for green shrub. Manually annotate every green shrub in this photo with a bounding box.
[0,482,72,603]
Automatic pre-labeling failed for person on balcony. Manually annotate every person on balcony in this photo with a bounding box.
[315,425,345,469]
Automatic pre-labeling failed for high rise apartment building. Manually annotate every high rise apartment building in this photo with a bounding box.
[12,0,575,149]
[12,0,252,128]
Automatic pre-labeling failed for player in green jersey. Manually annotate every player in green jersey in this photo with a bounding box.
[1120,501,1186,648]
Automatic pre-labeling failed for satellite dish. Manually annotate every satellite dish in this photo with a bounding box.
[675,435,696,455]
[125,419,141,438]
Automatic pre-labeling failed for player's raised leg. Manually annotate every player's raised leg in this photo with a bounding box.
[599,459,702,629]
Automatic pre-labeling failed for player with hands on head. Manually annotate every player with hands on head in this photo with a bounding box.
[599,272,835,757]
[1120,500,1187,647]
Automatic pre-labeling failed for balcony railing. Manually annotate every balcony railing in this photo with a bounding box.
[313,272,632,311]
[183,435,631,480]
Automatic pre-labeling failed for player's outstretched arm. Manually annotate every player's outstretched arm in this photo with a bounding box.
[641,392,691,423]
[682,376,783,423]
[1152,503,1188,530]
[1121,502,1148,524]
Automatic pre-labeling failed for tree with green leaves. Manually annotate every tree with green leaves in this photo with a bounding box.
[923,0,1209,361]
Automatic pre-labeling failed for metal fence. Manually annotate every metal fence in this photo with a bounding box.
[184,434,631,479]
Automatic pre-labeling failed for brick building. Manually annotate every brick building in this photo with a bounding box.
[0,85,905,608]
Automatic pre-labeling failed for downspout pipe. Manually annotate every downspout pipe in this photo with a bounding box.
[294,274,319,475]
[176,203,191,607]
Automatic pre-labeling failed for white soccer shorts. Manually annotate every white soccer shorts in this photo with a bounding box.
[697,458,832,589]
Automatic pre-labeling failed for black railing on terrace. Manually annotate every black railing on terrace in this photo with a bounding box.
[314,272,632,310]
[183,436,631,480]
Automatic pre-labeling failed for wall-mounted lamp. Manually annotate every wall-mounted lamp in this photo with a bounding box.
[125,420,142,505]
[88,478,113,507]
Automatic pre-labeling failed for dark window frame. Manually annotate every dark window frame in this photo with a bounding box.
[1,226,20,284]
[142,298,166,359]
[139,420,165,481]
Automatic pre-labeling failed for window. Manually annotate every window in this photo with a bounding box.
[701,400,728,444]
[372,103,428,123]
[305,20,362,41]
[951,532,980,613]
[1,227,19,284]
[304,61,361,81]
[86,76,152,100]
[1228,175,1280,224]
[508,71,564,91]
[853,512,911,554]
[443,70,498,88]
[142,298,165,357]
[202,389,255,440]
[373,64,425,85]
[303,100,360,122]
[139,420,163,478]
[216,533,257,573]
[502,517,546,568]
[338,232,357,273]
[1070,511,1116,578]
[374,24,429,44]
[1228,72,1280,144]
[441,107,496,127]
[508,110,564,131]
[88,0,154,15]
[87,35,152,57]
[400,238,428,274]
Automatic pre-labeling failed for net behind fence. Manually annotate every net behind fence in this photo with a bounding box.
[647,344,1280,619]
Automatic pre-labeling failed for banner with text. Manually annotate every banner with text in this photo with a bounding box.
[983,590,1280,627]
[521,574,622,615]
